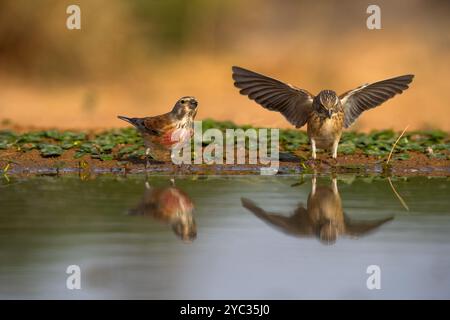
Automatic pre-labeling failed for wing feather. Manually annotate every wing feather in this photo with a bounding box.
[232,66,314,128]
[340,75,414,128]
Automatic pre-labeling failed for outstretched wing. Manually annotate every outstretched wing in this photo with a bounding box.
[241,197,291,229]
[232,66,314,128]
[241,198,312,236]
[340,75,414,128]
[344,213,394,237]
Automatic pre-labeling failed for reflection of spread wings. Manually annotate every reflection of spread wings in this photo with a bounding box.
[344,213,394,237]
[241,198,313,236]
[128,189,158,216]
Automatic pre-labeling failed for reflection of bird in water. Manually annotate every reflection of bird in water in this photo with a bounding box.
[241,177,393,245]
[129,179,197,243]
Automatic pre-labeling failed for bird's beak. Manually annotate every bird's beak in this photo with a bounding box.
[189,100,198,109]
[327,109,333,118]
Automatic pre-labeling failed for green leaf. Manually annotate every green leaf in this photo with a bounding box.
[432,143,450,151]
[99,154,114,161]
[394,153,410,161]
[39,144,63,157]
[369,130,395,141]
[0,130,18,142]
[74,151,87,159]
[99,144,115,152]
[425,130,446,142]
[130,149,146,158]
[364,147,388,156]
[17,132,45,143]
[44,130,62,140]
[399,142,423,152]
[338,141,356,155]
[20,143,37,151]
[78,142,97,154]
[61,141,74,149]
[428,153,447,160]
[61,131,86,141]
[118,145,139,156]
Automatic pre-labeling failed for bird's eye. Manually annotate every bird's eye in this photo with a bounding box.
[180,99,185,104]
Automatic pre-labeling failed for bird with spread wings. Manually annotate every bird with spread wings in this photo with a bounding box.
[232,66,414,159]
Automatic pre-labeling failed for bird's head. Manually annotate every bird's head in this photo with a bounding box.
[313,90,340,118]
[172,216,197,243]
[161,187,197,243]
[318,220,339,245]
[172,96,198,119]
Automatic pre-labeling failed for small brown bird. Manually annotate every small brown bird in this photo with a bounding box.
[232,66,414,159]
[128,179,197,243]
[241,177,393,245]
[118,96,198,164]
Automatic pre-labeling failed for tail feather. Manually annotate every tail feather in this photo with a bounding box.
[118,115,141,128]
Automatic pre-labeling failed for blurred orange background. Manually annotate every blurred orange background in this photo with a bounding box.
[0,0,449,131]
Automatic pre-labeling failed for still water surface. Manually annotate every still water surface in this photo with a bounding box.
[0,175,449,299]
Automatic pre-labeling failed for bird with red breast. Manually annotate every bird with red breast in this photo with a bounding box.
[118,96,198,166]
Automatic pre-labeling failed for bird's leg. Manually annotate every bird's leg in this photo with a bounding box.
[311,175,317,196]
[331,139,339,160]
[331,177,338,195]
[305,139,320,167]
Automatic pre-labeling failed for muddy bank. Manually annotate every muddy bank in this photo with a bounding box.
[1,125,449,177]
[1,148,449,177]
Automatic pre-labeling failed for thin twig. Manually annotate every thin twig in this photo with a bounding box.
[386,125,409,164]
[388,177,409,212]
[3,163,10,173]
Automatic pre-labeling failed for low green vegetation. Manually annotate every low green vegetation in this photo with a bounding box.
[0,128,144,160]
[280,127,449,160]
[0,119,449,161]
